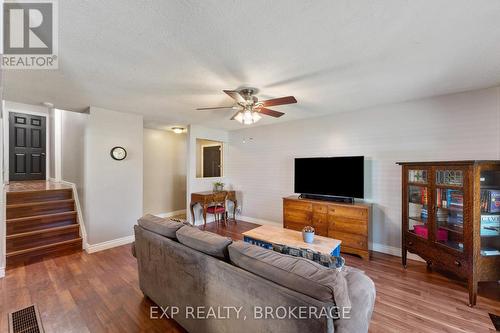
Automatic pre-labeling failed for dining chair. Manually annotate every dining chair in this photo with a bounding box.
[206,191,228,226]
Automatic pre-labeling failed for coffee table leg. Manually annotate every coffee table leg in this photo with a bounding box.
[331,245,341,257]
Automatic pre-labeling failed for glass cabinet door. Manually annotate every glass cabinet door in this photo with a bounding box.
[407,169,429,239]
[479,169,500,257]
[435,169,464,252]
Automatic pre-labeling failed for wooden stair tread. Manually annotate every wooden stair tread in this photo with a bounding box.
[6,238,82,257]
[6,198,74,209]
[6,211,77,224]
[7,188,72,195]
[7,224,79,239]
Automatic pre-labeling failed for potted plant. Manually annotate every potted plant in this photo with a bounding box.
[302,226,315,244]
[213,181,224,192]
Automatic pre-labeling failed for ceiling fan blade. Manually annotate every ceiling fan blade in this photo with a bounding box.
[223,90,246,104]
[196,106,234,110]
[259,107,285,118]
[262,96,297,107]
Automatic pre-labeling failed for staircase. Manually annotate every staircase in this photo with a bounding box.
[6,184,82,267]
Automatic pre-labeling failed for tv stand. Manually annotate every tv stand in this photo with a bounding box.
[299,193,354,204]
[283,195,371,260]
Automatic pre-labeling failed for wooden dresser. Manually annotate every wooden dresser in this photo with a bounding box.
[283,196,371,260]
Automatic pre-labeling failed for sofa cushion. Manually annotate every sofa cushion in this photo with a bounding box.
[138,214,185,239]
[176,226,232,260]
[228,241,351,308]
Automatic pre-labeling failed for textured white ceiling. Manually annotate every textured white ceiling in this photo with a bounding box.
[4,0,500,130]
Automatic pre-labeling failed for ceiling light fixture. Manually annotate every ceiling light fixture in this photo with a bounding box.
[234,108,261,125]
[172,127,184,134]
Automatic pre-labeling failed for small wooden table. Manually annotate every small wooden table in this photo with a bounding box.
[190,191,237,225]
[242,225,342,256]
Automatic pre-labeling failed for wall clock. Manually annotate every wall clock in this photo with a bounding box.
[110,146,127,161]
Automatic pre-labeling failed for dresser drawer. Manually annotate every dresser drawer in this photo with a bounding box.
[328,206,368,219]
[312,213,328,236]
[284,199,312,211]
[312,213,328,226]
[405,234,467,277]
[313,204,328,214]
[285,208,311,222]
[285,221,307,232]
[329,216,367,235]
[430,252,467,277]
[328,230,367,250]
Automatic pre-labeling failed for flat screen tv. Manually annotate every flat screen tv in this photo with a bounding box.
[294,156,364,199]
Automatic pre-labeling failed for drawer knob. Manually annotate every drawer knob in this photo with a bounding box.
[454,260,461,267]
[408,241,413,246]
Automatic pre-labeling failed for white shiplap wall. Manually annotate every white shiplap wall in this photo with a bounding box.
[226,87,500,251]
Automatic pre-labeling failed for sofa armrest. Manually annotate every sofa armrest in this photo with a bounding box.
[334,267,376,333]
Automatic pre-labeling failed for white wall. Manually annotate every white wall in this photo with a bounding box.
[48,108,56,179]
[143,128,186,215]
[84,107,143,245]
[61,110,87,211]
[226,87,500,252]
[186,125,230,224]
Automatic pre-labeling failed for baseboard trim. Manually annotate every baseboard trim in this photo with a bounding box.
[86,235,135,254]
[369,242,425,262]
[155,209,186,219]
[238,215,281,227]
[0,266,5,278]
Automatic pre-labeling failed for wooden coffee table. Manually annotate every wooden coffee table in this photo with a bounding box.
[242,225,341,256]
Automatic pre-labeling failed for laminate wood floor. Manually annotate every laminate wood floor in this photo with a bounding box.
[1,220,498,332]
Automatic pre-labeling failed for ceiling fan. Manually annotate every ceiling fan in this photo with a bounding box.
[196,88,297,125]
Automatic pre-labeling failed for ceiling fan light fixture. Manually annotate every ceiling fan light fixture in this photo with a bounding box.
[234,110,261,125]
[252,112,261,122]
[243,110,253,124]
[234,112,244,123]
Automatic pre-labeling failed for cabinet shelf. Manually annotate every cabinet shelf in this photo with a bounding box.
[438,223,463,234]
[408,181,428,186]
[437,206,463,212]
[435,184,463,190]
[409,216,427,223]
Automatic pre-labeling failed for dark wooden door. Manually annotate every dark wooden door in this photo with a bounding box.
[9,112,46,181]
[203,145,221,177]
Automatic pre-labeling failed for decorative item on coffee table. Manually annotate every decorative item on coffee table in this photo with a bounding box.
[302,226,315,243]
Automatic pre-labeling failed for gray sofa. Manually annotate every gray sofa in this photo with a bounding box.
[133,215,376,333]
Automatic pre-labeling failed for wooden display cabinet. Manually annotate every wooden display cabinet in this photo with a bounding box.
[398,161,500,306]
